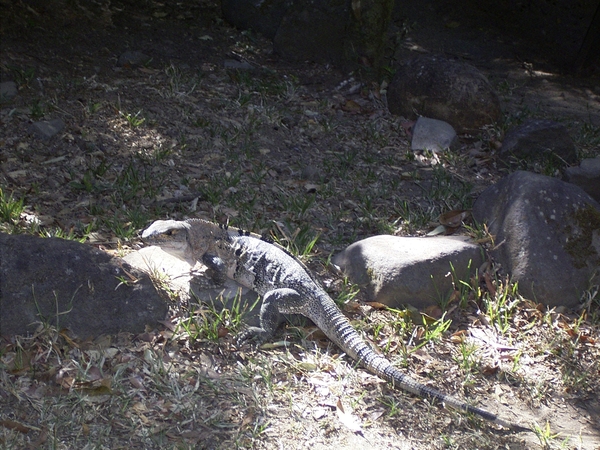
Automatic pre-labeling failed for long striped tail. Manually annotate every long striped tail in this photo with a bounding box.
[314,298,530,432]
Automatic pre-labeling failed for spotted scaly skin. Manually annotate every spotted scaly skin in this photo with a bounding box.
[142,219,529,432]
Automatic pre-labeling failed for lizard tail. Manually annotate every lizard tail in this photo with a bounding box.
[316,300,530,432]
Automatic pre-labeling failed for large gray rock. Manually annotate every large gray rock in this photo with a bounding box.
[332,235,484,309]
[387,55,501,133]
[472,171,600,307]
[0,233,168,338]
[499,119,577,164]
[564,157,600,202]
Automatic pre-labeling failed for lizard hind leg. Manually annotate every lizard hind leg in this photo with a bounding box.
[236,288,303,346]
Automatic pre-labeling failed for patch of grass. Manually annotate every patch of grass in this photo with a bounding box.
[276,190,316,220]
[393,199,437,233]
[38,223,93,243]
[532,421,563,449]
[421,165,473,210]
[442,260,480,310]
[272,220,320,258]
[69,160,111,193]
[119,109,146,128]
[334,277,361,307]
[9,66,36,87]
[453,341,480,381]
[0,187,24,226]
[103,216,138,241]
[178,290,257,342]
[411,312,452,352]
[482,277,521,335]
[29,98,46,120]
[112,162,163,204]
[573,121,600,156]
[582,283,600,323]
[162,63,201,98]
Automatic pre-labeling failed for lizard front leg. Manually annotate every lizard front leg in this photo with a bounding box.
[236,288,305,345]
[191,253,228,289]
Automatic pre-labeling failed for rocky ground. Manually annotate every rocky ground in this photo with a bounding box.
[1,1,599,449]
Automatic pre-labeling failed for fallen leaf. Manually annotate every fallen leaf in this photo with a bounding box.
[438,209,470,227]
[365,301,388,310]
[426,224,447,236]
[341,100,361,113]
[450,330,468,343]
[217,326,229,338]
[482,365,500,376]
[336,399,363,435]
[424,305,443,319]
[0,419,31,434]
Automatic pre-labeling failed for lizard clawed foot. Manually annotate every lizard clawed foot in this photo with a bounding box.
[235,327,272,348]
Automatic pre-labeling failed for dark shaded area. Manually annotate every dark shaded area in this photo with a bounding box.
[386,55,502,132]
[394,0,600,73]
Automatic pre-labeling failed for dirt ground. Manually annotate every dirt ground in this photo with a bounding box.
[1,1,599,449]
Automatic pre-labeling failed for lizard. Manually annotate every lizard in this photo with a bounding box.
[141,218,529,432]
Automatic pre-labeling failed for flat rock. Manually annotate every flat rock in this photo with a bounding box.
[117,51,152,68]
[223,59,255,70]
[125,247,261,326]
[564,157,600,202]
[387,55,501,133]
[30,118,65,139]
[0,81,18,101]
[472,171,600,307]
[411,116,458,152]
[0,233,168,338]
[499,119,577,164]
[332,235,484,309]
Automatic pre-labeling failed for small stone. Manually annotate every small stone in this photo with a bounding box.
[411,117,458,152]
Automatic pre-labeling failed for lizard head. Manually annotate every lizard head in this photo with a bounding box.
[141,220,193,261]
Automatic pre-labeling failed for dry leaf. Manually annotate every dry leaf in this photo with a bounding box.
[365,301,388,310]
[426,224,447,236]
[0,419,31,434]
[341,99,361,113]
[482,365,499,376]
[439,210,471,228]
[217,326,229,338]
[335,399,363,434]
[450,330,468,343]
[484,272,496,297]
[424,305,443,320]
